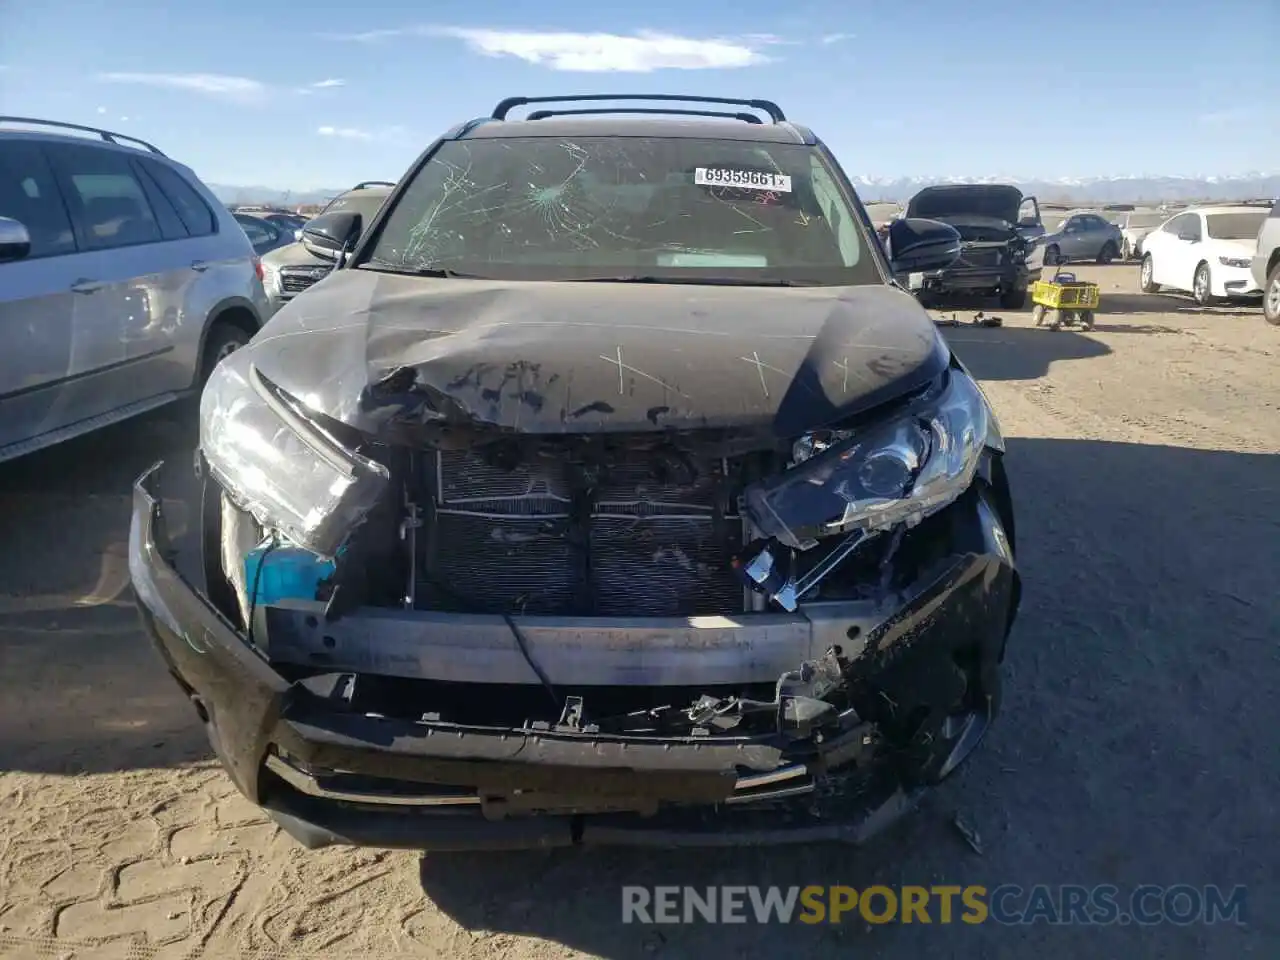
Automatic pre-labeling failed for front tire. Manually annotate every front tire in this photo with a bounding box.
[1140,254,1160,293]
[1097,241,1118,264]
[999,286,1027,310]
[199,323,251,387]
[1044,244,1062,266]
[1264,262,1280,326]
[1193,262,1216,306]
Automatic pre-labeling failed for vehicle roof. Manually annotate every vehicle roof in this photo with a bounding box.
[458,116,817,145]
[1183,204,1271,216]
[337,185,393,200]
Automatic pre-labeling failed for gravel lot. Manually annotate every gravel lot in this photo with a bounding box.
[1,264,1277,959]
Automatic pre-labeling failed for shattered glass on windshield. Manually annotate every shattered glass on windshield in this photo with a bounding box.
[363,137,880,284]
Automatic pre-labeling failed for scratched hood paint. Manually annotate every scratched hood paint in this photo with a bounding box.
[244,269,948,438]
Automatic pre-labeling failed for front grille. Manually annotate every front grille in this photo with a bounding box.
[279,266,330,295]
[957,246,1003,268]
[417,449,745,617]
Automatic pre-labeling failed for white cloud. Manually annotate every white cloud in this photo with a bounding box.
[433,27,775,71]
[97,72,266,103]
[317,123,407,142]
[310,78,346,88]
[820,32,854,45]
[318,26,415,42]
[96,106,107,114]
[317,125,372,140]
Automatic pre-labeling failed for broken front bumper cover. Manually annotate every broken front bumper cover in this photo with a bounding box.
[130,462,1017,851]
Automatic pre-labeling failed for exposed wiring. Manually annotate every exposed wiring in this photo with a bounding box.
[245,535,280,648]
[503,612,561,711]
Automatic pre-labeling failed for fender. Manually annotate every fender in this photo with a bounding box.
[189,296,265,390]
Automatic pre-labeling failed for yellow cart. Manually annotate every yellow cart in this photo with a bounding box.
[1031,268,1100,330]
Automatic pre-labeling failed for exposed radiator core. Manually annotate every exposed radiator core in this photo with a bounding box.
[416,448,746,617]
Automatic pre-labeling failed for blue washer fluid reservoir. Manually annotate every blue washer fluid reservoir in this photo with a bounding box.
[244,541,337,605]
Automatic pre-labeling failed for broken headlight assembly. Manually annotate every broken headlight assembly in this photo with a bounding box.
[740,368,991,597]
[200,356,390,559]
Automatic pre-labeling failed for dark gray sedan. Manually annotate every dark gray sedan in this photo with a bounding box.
[233,213,295,257]
[1039,211,1124,265]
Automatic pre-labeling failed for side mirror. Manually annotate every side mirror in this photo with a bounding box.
[1176,229,1198,242]
[300,211,362,261]
[887,217,961,274]
[0,217,32,263]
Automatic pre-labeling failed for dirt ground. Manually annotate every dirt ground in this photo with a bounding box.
[1,264,1277,960]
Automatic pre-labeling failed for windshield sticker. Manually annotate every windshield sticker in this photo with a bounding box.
[695,168,792,192]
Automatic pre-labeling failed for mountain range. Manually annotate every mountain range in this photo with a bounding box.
[207,173,1280,208]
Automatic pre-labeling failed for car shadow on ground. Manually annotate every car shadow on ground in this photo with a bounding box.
[0,408,211,774]
[939,325,1111,381]
[418,437,1278,960]
[1099,292,1262,318]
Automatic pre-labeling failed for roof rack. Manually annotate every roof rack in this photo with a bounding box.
[526,107,763,124]
[0,116,165,155]
[352,180,395,190]
[492,94,787,124]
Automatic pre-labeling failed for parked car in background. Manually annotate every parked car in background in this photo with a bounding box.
[259,180,395,314]
[900,183,1041,308]
[129,92,1025,854]
[1140,205,1269,306]
[0,116,268,463]
[1250,199,1280,325]
[1038,211,1124,265]
[234,212,296,256]
[1116,211,1166,260]
[261,212,308,235]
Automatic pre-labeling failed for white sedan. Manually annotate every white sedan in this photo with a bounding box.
[1139,205,1269,305]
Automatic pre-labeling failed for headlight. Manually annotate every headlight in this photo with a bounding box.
[261,262,281,296]
[743,369,991,550]
[1218,256,1250,269]
[200,352,389,559]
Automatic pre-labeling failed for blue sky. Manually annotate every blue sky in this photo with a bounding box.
[1,0,1275,190]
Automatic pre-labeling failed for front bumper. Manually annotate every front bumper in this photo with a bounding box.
[130,464,1018,851]
[1251,254,1269,290]
[1214,263,1263,298]
[916,260,1034,295]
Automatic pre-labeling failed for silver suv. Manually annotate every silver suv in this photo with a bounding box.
[1250,199,1280,325]
[0,117,269,463]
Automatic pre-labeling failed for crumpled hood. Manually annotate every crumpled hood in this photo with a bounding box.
[906,185,1024,225]
[243,269,948,439]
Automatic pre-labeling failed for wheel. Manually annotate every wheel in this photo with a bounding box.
[1193,262,1217,306]
[1032,304,1047,326]
[1079,309,1095,329]
[1265,261,1280,326]
[1097,242,1118,265]
[999,286,1027,310]
[1139,254,1160,293]
[1047,309,1063,330]
[1044,244,1062,266]
[199,323,251,386]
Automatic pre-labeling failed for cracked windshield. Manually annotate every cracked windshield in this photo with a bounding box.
[366,138,877,283]
[0,0,1274,958]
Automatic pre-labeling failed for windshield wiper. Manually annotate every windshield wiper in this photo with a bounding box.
[360,261,489,279]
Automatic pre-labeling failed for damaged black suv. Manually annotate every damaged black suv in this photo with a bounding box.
[130,94,1021,851]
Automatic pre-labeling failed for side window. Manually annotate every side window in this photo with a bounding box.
[142,161,216,237]
[236,216,274,246]
[0,142,77,258]
[46,144,162,250]
[808,156,860,267]
[131,161,189,241]
[1162,215,1186,234]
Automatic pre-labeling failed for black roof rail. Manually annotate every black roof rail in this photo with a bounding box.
[526,107,762,124]
[352,180,395,190]
[492,94,787,124]
[0,116,165,155]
